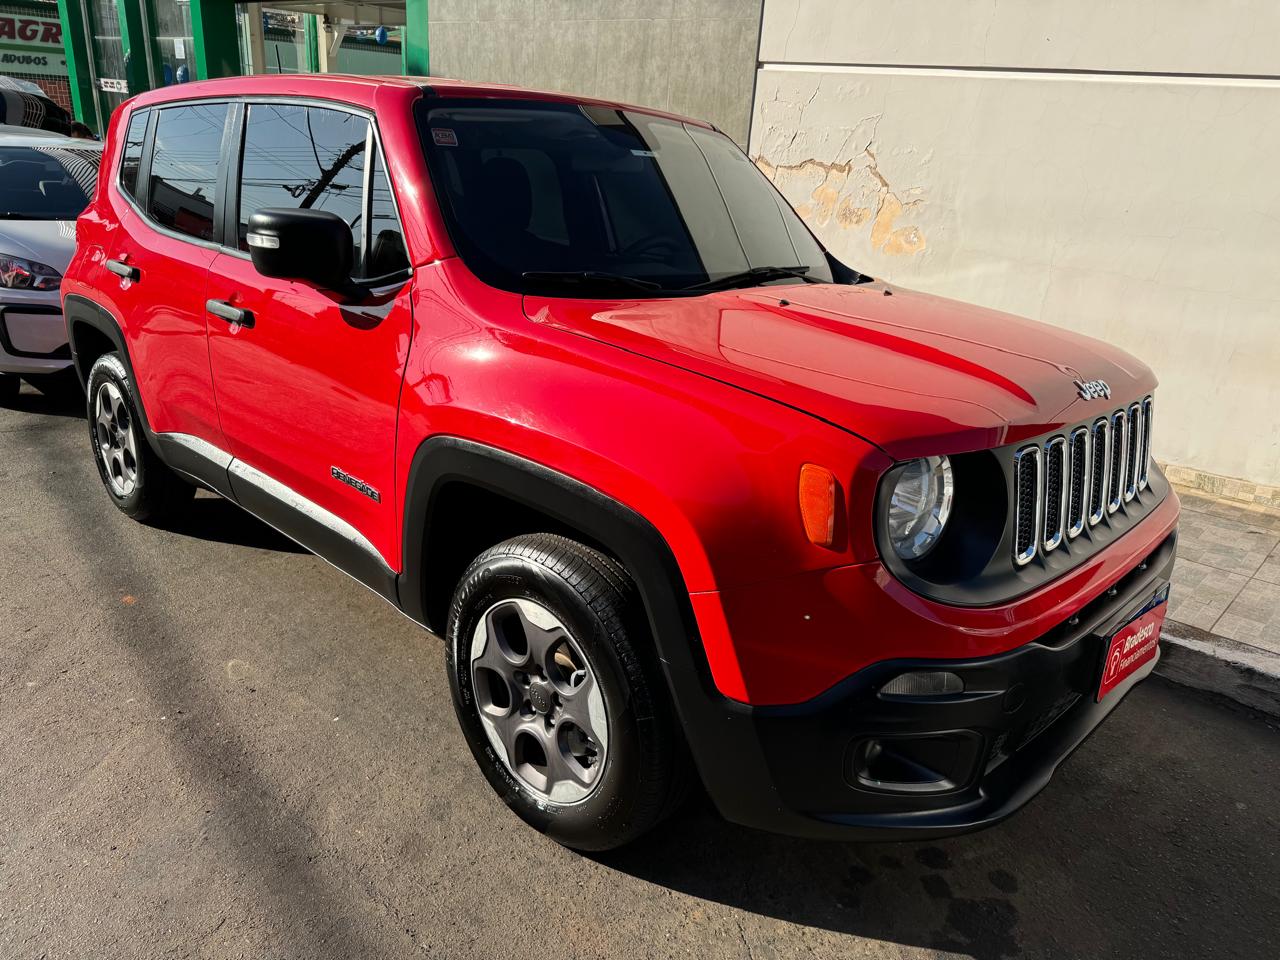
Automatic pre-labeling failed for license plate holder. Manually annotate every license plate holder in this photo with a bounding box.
[1096,584,1169,702]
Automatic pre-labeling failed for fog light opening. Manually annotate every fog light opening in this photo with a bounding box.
[879,670,964,698]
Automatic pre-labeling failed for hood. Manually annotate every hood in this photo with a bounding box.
[0,219,77,272]
[523,281,1156,459]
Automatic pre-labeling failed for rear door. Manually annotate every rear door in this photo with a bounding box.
[204,100,413,573]
[103,101,231,445]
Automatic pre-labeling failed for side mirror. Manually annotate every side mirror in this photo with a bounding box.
[246,208,354,289]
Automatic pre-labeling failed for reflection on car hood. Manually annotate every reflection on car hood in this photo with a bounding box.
[0,218,77,271]
[524,281,1157,458]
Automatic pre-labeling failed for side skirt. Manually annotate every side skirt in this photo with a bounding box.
[154,432,401,608]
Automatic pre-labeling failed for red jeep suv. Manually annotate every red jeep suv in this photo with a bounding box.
[62,75,1178,851]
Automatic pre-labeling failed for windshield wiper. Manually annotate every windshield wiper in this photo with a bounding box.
[683,265,820,292]
[522,270,661,293]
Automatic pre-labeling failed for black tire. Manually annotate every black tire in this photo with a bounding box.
[86,352,195,523]
[0,372,18,406]
[447,533,689,851]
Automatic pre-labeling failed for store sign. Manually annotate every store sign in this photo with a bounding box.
[97,77,128,93]
[0,13,67,78]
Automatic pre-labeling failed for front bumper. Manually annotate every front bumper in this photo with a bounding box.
[677,528,1176,841]
[0,291,72,375]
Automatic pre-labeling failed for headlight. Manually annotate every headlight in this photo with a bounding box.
[0,253,62,290]
[886,456,954,560]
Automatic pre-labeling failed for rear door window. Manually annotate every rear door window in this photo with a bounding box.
[147,103,229,242]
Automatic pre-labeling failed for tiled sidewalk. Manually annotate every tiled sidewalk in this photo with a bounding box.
[1167,485,1280,656]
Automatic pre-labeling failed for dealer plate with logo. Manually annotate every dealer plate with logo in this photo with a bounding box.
[1097,585,1168,702]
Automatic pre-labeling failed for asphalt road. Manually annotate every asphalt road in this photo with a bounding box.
[2,383,1278,960]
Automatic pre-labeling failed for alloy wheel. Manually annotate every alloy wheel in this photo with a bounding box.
[94,381,138,497]
[470,598,608,804]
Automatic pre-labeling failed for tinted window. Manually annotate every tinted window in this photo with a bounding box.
[365,149,408,278]
[237,104,367,265]
[417,99,832,296]
[0,146,101,220]
[148,103,228,241]
[119,110,147,200]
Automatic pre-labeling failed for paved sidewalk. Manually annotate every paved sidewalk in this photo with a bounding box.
[1167,486,1280,654]
[1159,483,1280,715]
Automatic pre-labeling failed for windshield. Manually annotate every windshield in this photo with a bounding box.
[417,98,833,296]
[0,145,100,220]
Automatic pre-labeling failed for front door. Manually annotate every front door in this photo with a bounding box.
[205,101,413,573]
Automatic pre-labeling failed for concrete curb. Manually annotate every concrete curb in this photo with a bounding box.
[1158,621,1280,718]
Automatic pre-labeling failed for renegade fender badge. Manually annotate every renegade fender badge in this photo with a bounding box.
[331,466,381,503]
[1074,378,1111,400]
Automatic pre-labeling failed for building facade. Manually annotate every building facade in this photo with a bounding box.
[12,0,1277,496]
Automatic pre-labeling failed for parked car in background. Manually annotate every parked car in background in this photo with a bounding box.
[62,75,1178,851]
[0,127,101,403]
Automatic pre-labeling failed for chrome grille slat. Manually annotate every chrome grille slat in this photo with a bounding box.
[1012,445,1042,567]
[1089,417,1109,527]
[1042,436,1067,552]
[1138,397,1153,491]
[1067,426,1090,539]
[1123,403,1140,502]
[1011,395,1152,565]
[1107,409,1127,514]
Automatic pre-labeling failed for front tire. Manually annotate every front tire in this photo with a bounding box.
[86,352,194,523]
[446,533,688,851]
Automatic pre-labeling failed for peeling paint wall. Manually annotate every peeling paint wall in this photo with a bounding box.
[751,1,1280,487]
[427,1,763,146]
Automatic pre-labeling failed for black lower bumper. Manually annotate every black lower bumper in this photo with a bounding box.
[681,530,1177,841]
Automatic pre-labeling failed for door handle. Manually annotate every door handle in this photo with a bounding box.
[206,298,255,329]
[105,258,139,281]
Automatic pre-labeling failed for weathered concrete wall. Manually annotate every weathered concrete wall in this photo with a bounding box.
[752,1,1280,487]
[427,0,763,146]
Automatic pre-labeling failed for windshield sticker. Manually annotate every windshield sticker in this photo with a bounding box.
[432,127,458,146]
[630,149,656,157]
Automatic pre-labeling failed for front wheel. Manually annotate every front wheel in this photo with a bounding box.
[86,352,195,524]
[446,533,688,851]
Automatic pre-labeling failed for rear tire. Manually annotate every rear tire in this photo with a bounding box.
[86,352,195,524]
[0,373,18,406]
[446,533,689,851]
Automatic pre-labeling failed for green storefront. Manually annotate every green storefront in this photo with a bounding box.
[51,1,428,134]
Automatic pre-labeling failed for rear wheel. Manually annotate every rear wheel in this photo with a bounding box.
[86,352,195,523]
[447,533,688,851]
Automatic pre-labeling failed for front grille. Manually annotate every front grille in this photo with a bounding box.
[1012,396,1153,566]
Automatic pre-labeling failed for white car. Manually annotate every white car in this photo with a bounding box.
[0,126,101,404]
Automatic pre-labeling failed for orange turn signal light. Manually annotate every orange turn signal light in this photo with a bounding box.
[798,463,837,547]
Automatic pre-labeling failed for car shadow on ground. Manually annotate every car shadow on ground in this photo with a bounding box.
[167,493,307,554]
[5,381,86,419]
[595,680,1267,960]
[597,797,1026,960]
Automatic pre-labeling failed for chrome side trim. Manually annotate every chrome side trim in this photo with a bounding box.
[1042,436,1067,553]
[228,458,395,578]
[1012,444,1042,567]
[1067,426,1090,540]
[158,431,233,470]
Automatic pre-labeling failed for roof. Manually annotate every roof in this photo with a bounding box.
[125,74,715,130]
[0,126,103,149]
